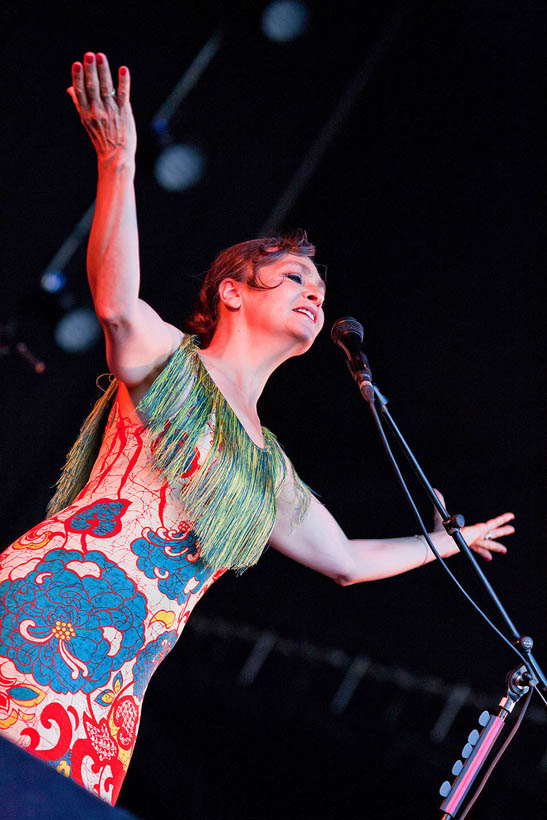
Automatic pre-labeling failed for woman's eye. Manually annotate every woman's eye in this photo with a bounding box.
[287,273,303,284]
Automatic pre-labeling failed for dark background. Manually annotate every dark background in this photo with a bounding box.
[1,2,545,818]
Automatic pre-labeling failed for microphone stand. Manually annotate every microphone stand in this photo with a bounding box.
[349,370,546,816]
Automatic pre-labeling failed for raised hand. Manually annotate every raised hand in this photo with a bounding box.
[460,512,515,561]
[67,52,136,164]
[432,489,514,562]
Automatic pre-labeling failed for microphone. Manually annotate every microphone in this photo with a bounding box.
[331,317,373,399]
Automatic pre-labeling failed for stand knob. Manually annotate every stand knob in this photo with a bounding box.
[443,513,465,534]
[478,711,490,726]
[461,742,473,759]
[451,760,463,776]
[515,635,534,652]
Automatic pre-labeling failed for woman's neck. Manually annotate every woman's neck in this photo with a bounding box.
[198,324,292,413]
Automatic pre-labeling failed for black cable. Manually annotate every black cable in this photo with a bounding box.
[458,688,533,820]
[367,399,529,669]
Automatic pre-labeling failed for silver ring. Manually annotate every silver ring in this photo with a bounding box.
[101,89,116,98]
[484,532,493,540]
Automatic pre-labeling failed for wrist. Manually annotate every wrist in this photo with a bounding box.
[429,528,458,559]
[97,151,136,176]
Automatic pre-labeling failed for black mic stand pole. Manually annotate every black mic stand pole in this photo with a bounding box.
[352,368,546,693]
[332,320,545,815]
[349,373,546,817]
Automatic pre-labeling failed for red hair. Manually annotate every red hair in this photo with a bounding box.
[184,230,316,347]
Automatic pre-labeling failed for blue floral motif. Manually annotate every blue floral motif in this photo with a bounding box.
[133,631,178,699]
[67,499,129,538]
[131,527,214,604]
[0,549,146,694]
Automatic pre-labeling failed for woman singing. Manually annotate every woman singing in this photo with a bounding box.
[0,53,514,805]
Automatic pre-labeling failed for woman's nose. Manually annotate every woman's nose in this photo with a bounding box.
[305,287,323,306]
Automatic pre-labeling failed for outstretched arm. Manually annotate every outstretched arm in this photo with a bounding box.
[270,481,514,585]
[68,52,180,388]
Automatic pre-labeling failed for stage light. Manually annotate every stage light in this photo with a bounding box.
[262,0,310,42]
[41,271,67,294]
[54,307,101,353]
[154,143,206,192]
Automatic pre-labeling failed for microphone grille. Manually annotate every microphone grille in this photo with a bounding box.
[330,317,364,345]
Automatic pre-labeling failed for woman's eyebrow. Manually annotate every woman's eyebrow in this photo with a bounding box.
[285,263,326,293]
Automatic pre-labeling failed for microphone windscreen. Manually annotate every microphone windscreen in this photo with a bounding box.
[330,317,364,345]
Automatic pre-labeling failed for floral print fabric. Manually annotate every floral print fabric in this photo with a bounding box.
[0,392,224,804]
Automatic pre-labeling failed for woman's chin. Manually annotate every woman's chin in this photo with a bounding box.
[288,332,317,356]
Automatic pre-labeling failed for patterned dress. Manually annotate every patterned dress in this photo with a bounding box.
[0,338,308,806]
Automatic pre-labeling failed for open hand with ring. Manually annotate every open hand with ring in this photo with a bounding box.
[67,52,136,164]
[432,490,515,562]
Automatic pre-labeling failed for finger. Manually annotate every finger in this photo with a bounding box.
[480,539,507,553]
[485,512,515,528]
[474,547,493,561]
[489,525,515,538]
[83,52,101,103]
[66,86,78,107]
[117,65,130,106]
[96,52,116,101]
[71,62,88,108]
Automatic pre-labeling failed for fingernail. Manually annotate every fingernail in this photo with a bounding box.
[96,53,104,65]
[120,66,127,76]
[73,63,81,73]
[85,53,94,64]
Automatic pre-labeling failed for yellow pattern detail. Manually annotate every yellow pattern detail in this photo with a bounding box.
[150,610,176,629]
[108,714,131,771]
[0,710,18,729]
[57,760,71,777]
[13,532,52,550]
[52,620,76,641]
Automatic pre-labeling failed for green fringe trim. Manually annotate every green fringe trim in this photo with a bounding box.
[46,377,118,517]
[47,335,311,572]
[137,335,311,571]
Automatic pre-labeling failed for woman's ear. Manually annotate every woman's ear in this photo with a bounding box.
[217,278,242,311]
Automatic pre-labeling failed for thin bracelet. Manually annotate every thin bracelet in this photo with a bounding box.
[413,533,430,565]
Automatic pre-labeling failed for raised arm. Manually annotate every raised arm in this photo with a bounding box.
[68,52,181,388]
[270,478,514,585]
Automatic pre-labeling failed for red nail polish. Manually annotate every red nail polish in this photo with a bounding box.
[120,66,127,76]
[73,63,81,73]
[96,53,104,65]
[85,54,94,64]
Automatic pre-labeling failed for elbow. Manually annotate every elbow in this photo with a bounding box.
[326,540,357,587]
[94,305,132,331]
[331,557,356,587]
[333,572,354,587]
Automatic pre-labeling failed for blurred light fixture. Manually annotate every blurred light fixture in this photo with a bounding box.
[154,143,206,192]
[54,307,101,353]
[41,270,67,294]
[261,0,310,42]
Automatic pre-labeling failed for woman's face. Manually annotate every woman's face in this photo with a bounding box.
[241,253,325,352]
